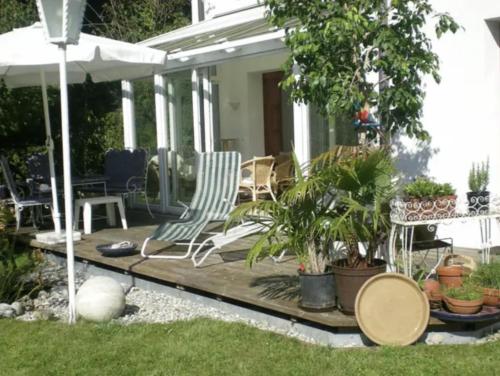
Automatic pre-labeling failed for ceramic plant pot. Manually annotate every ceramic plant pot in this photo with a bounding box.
[422,279,441,296]
[404,195,457,221]
[467,191,490,214]
[332,259,386,315]
[482,288,500,307]
[298,270,336,311]
[443,295,483,314]
[437,266,464,288]
[422,279,442,308]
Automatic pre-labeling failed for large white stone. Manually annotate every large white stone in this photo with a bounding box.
[76,276,125,322]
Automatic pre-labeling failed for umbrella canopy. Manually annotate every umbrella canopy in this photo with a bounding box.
[0,22,166,88]
[0,22,167,324]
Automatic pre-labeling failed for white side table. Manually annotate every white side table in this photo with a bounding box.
[74,196,127,235]
[389,196,500,276]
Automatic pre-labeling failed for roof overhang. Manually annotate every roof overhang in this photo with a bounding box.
[139,6,290,72]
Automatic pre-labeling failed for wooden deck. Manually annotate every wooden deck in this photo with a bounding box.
[17,210,449,330]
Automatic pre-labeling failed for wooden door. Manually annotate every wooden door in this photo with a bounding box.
[262,71,284,156]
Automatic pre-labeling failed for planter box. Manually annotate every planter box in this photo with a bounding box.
[404,195,457,221]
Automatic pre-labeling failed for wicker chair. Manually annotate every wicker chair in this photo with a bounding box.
[272,154,294,194]
[239,156,276,201]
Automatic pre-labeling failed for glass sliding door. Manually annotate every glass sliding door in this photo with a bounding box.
[166,70,197,206]
[309,105,357,158]
[133,77,162,208]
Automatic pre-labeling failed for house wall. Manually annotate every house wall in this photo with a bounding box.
[397,0,500,248]
[216,52,289,161]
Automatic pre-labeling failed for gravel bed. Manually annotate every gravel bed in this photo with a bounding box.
[4,260,498,346]
[11,261,317,344]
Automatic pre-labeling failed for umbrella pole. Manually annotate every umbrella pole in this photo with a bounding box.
[40,71,62,234]
[58,45,77,324]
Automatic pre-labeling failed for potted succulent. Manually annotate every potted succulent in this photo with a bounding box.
[403,177,457,221]
[314,148,395,314]
[443,281,484,314]
[226,154,336,311]
[467,160,490,214]
[470,262,500,307]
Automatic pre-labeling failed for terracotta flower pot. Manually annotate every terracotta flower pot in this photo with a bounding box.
[437,266,464,288]
[422,279,441,296]
[443,295,483,314]
[332,259,387,315]
[483,288,500,307]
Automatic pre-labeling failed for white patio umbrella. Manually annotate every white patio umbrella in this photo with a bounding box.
[0,22,166,322]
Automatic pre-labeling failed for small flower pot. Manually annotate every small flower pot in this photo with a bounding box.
[422,280,442,309]
[467,191,490,214]
[482,288,500,307]
[443,295,483,314]
[437,265,464,288]
[422,279,441,296]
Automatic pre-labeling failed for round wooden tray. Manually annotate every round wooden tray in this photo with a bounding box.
[355,273,429,346]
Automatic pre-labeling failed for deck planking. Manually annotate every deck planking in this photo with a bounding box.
[18,211,447,329]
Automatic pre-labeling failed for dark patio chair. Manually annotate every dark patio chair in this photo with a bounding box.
[84,148,152,216]
[26,152,52,196]
[0,156,52,230]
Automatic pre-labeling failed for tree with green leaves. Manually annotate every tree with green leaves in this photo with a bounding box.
[266,0,459,141]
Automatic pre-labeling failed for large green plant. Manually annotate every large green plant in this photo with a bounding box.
[226,154,333,273]
[265,0,459,140]
[313,148,395,268]
[226,148,395,272]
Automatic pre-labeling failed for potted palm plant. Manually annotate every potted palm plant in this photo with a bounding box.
[314,148,395,314]
[226,154,336,310]
[227,148,395,313]
[467,160,490,214]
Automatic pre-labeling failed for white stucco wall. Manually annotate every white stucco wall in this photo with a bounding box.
[397,1,500,248]
[216,53,288,161]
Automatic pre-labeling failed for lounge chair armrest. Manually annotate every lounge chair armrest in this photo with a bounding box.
[177,200,190,219]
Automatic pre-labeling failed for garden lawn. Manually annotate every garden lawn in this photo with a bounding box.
[0,319,498,376]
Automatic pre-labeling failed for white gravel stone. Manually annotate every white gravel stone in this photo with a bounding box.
[12,260,498,346]
[10,302,24,316]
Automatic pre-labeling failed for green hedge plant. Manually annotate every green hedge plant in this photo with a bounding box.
[471,262,500,290]
[404,177,456,199]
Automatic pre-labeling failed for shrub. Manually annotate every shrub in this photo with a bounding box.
[404,177,456,199]
[0,203,41,303]
[444,281,483,301]
[471,262,500,290]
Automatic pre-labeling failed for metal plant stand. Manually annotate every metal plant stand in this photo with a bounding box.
[389,196,500,276]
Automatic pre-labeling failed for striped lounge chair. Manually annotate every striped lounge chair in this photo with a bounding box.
[140,151,241,260]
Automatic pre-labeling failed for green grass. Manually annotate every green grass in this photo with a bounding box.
[0,319,498,375]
